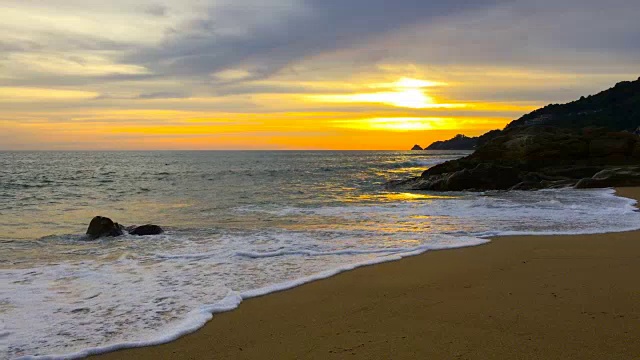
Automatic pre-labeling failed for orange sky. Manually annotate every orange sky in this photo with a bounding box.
[1,1,638,150]
[0,75,534,149]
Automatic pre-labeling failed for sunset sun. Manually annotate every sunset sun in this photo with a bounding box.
[307,77,451,109]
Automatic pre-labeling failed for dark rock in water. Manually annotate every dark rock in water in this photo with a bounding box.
[386,163,520,191]
[129,224,164,236]
[540,166,604,179]
[411,144,423,151]
[575,167,640,189]
[86,216,124,239]
[445,163,521,191]
[510,180,545,191]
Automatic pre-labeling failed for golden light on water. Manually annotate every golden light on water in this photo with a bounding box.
[355,192,456,201]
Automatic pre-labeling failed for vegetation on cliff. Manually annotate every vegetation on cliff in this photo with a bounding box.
[507,78,640,131]
[425,130,502,150]
[424,77,640,150]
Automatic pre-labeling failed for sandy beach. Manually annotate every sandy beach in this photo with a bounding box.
[92,187,640,360]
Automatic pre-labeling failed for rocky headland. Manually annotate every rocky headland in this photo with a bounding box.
[425,130,502,150]
[392,78,640,191]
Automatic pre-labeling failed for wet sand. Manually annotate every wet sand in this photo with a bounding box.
[92,187,640,360]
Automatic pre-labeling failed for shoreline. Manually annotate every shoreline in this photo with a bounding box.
[85,187,640,359]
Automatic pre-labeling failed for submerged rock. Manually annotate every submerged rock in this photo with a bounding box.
[86,216,124,239]
[129,224,164,236]
[86,217,164,239]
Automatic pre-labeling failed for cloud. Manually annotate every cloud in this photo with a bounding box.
[0,87,99,102]
[126,0,505,79]
[366,0,640,69]
[2,0,640,149]
[136,91,190,99]
[143,3,169,17]
[5,0,638,90]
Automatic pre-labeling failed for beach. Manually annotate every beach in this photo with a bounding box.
[91,187,640,360]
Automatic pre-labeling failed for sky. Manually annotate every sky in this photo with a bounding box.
[1,0,639,150]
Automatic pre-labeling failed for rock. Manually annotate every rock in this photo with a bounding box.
[411,144,423,151]
[398,163,521,191]
[393,126,640,192]
[540,179,577,189]
[540,166,603,179]
[575,167,640,189]
[86,216,124,239]
[129,224,164,236]
[446,163,521,191]
[510,181,544,191]
[384,177,431,190]
[588,132,636,159]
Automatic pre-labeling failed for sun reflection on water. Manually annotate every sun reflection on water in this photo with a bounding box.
[347,192,456,202]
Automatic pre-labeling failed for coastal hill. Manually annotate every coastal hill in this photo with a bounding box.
[507,77,640,131]
[426,130,501,150]
[392,77,640,191]
[424,77,640,150]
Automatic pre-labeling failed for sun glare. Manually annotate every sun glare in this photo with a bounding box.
[392,77,443,89]
[333,117,460,131]
[307,77,462,109]
[348,89,435,109]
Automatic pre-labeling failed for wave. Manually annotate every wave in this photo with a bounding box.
[16,236,488,360]
[383,156,461,169]
[8,188,640,359]
[236,247,408,258]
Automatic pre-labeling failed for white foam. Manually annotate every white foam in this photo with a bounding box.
[5,188,640,359]
[14,237,488,360]
[236,247,409,258]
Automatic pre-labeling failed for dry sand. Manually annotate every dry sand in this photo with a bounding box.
[92,188,640,360]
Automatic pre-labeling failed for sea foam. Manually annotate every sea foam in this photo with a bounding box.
[4,188,640,359]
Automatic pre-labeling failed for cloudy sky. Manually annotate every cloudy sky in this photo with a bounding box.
[1,0,638,149]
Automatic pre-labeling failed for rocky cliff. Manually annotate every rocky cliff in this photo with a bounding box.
[394,78,640,191]
[390,126,640,191]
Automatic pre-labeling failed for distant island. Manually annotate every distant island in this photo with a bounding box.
[393,77,640,191]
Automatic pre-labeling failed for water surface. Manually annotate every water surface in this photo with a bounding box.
[1,151,638,359]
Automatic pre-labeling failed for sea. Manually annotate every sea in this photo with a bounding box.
[1,151,639,359]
